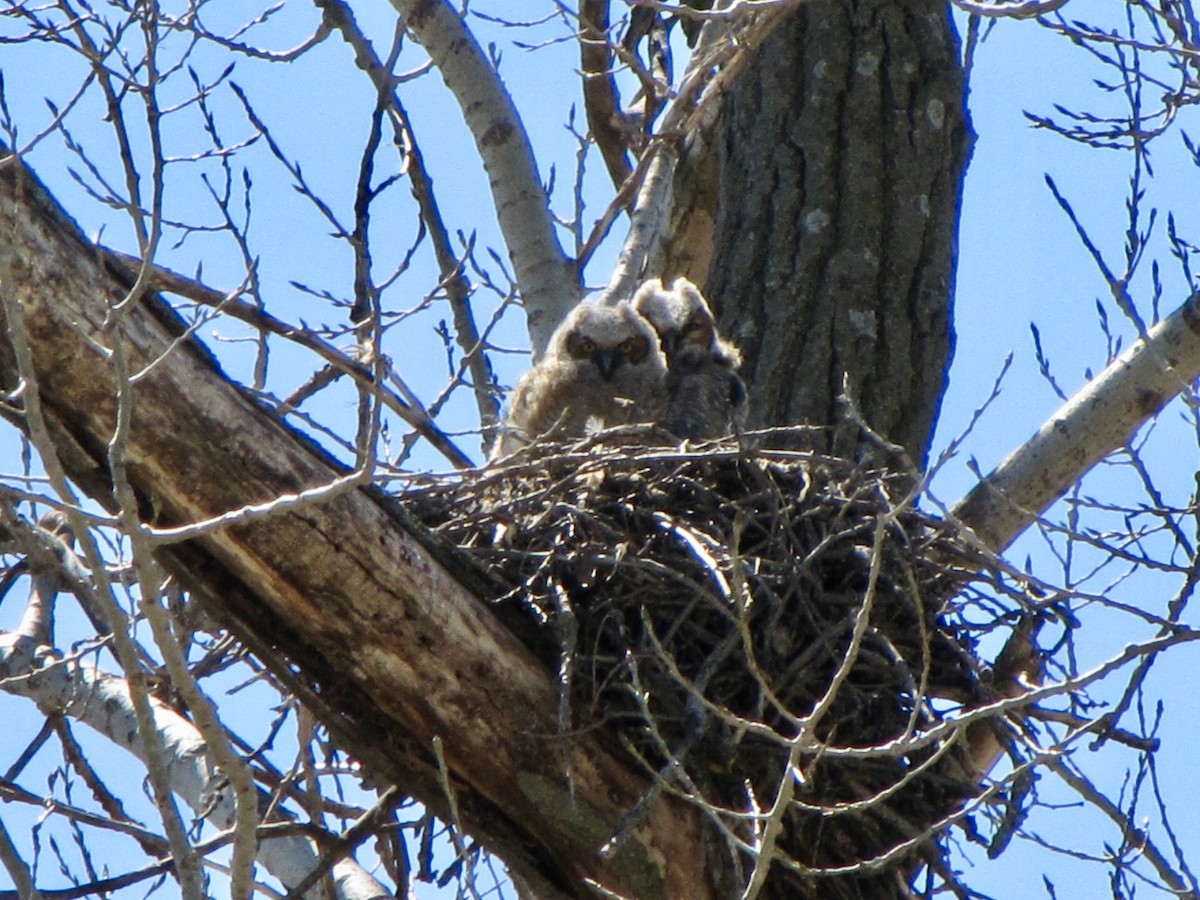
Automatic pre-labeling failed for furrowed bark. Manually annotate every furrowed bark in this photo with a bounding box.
[693,0,971,468]
[0,154,713,900]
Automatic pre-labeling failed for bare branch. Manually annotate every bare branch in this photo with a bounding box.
[0,144,716,900]
[0,525,390,898]
[949,0,1070,19]
[579,0,635,190]
[596,142,676,303]
[391,0,580,357]
[316,0,502,452]
[0,818,37,900]
[953,291,1200,552]
[103,248,476,470]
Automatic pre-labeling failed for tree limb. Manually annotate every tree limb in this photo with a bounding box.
[596,142,676,304]
[391,0,580,357]
[953,291,1200,552]
[0,559,386,896]
[0,148,713,900]
[579,0,635,190]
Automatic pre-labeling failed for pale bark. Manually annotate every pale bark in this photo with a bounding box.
[0,621,384,896]
[0,519,384,896]
[391,0,580,358]
[0,152,713,899]
[952,291,1200,552]
[597,144,677,305]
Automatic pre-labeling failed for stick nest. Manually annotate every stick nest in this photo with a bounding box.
[408,439,998,898]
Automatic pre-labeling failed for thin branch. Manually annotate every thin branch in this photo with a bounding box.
[589,2,795,294]
[103,248,475,469]
[0,817,38,900]
[1048,756,1197,896]
[949,0,1070,19]
[317,0,501,450]
[282,786,407,900]
[390,0,580,357]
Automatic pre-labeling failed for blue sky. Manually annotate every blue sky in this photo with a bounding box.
[1,1,1198,897]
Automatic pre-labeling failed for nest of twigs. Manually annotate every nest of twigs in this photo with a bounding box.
[408,434,996,898]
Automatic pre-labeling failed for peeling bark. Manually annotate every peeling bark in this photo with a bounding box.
[0,155,713,900]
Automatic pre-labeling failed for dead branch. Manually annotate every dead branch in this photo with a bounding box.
[0,146,713,900]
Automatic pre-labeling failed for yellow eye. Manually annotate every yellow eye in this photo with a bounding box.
[619,336,647,363]
[571,337,595,359]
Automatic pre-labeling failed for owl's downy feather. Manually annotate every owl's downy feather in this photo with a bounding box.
[492,300,667,458]
[633,277,746,441]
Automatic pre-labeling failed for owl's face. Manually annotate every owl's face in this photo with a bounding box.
[552,301,661,382]
[633,278,716,362]
[563,328,652,380]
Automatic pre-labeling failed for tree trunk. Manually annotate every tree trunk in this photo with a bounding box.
[0,2,973,894]
[697,0,972,468]
[0,157,714,900]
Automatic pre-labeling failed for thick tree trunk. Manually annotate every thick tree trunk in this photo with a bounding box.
[0,3,974,893]
[0,158,714,900]
[689,0,972,468]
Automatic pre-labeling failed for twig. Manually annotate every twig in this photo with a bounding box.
[103,248,475,469]
[949,0,1070,19]
[282,785,407,899]
[318,0,501,450]
[0,818,37,900]
[390,0,580,357]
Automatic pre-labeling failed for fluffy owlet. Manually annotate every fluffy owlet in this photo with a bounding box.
[633,277,746,440]
[491,300,668,458]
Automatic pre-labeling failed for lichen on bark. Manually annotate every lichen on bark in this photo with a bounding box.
[693,0,973,468]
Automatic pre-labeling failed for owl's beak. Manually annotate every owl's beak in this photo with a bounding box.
[593,348,622,380]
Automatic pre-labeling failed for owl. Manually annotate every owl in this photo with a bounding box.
[632,277,746,441]
[491,300,668,458]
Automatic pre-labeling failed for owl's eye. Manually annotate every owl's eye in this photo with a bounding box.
[570,336,596,359]
[619,336,647,363]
